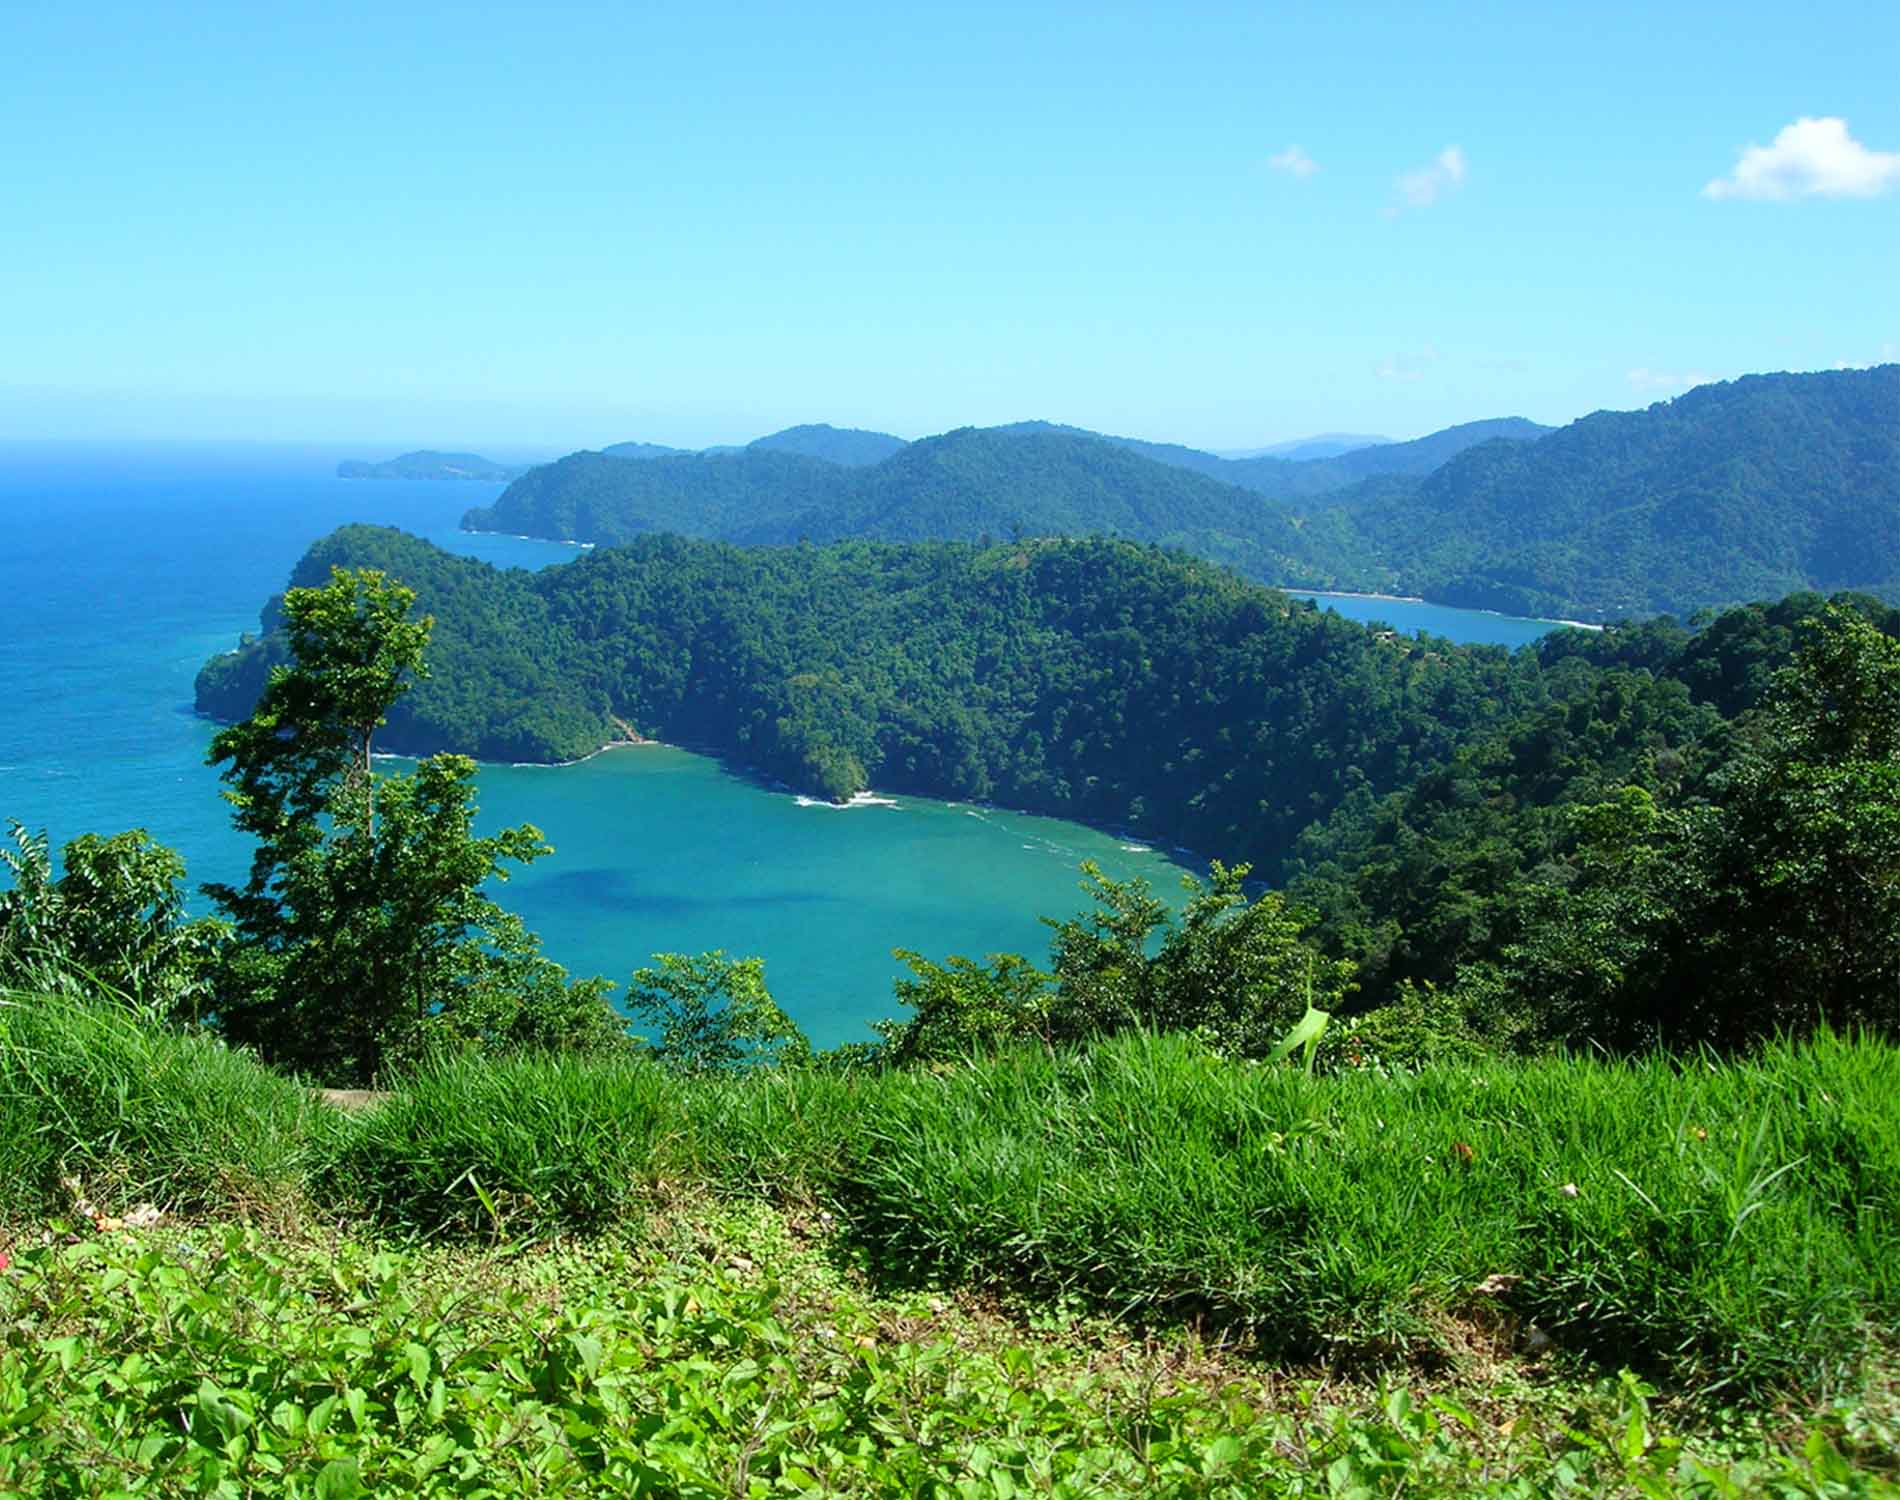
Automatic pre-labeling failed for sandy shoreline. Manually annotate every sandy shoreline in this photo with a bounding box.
[461,527,595,549]
[1297,588,1427,605]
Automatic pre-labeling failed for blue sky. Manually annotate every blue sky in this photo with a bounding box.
[3,0,1896,452]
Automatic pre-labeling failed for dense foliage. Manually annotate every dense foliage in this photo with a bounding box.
[1344,365,1900,619]
[15,1213,1890,1497]
[878,861,1353,1066]
[1284,593,1900,1041]
[0,821,223,1020]
[466,367,1900,621]
[198,529,1538,868]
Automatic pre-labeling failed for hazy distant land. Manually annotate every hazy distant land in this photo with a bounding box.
[338,451,530,482]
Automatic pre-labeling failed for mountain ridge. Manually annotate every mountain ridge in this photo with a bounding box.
[461,366,1900,622]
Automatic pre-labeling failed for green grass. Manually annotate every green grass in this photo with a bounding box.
[4,993,1896,1402]
[779,1032,1900,1396]
[311,1051,681,1237]
[0,993,312,1221]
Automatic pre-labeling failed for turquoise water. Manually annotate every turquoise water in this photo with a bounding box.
[0,444,1181,1046]
[0,445,1575,1045]
[1285,592,1586,648]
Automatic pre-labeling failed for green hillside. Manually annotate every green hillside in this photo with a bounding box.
[1353,365,1900,618]
[468,428,1368,587]
[987,416,1548,497]
[748,421,908,465]
[197,528,1536,866]
[464,368,1900,623]
[462,447,842,543]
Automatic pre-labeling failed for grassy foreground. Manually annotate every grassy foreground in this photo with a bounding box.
[5,994,1900,1493]
[5,1205,1897,1497]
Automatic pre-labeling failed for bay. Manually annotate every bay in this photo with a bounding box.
[0,445,1578,1046]
[0,443,1181,1046]
[1285,592,1588,648]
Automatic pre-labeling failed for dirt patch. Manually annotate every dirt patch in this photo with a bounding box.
[318,1088,391,1112]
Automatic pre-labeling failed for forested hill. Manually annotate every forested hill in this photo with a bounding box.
[1349,365,1900,619]
[197,527,1544,874]
[975,418,1547,496]
[466,429,1370,589]
[1317,417,1551,485]
[198,526,1900,1002]
[463,448,845,543]
[461,367,1900,623]
[748,423,907,465]
[465,415,1548,552]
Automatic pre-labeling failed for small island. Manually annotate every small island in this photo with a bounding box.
[337,450,529,481]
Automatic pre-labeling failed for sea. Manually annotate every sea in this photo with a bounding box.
[0,442,1577,1046]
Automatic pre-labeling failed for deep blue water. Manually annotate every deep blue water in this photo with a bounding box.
[0,444,1575,1045]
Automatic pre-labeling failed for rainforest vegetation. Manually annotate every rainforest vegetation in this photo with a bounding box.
[192,528,1900,1046]
[465,365,1900,621]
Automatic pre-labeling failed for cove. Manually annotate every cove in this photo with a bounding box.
[0,444,1179,1046]
[0,445,1582,1045]
[1284,592,1589,649]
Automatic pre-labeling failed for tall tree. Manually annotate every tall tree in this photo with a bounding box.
[205,567,621,1083]
[1703,606,1900,1040]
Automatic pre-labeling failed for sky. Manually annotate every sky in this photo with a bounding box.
[2,0,1897,453]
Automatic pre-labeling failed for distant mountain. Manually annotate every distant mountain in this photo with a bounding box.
[749,423,908,466]
[599,440,696,460]
[463,448,842,543]
[1319,418,1553,483]
[466,426,1367,588]
[336,450,528,481]
[986,421,1248,485]
[987,417,1547,498]
[1222,434,1390,461]
[1350,367,1900,620]
[461,369,1900,624]
[741,428,1361,581]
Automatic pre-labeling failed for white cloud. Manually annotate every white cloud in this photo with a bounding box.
[1390,145,1467,213]
[1703,116,1900,201]
[1627,367,1718,394]
[1268,145,1320,179]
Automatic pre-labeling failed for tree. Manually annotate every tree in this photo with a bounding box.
[876,862,1355,1066]
[0,821,222,1020]
[626,951,809,1073]
[1477,607,1900,1052]
[1700,606,1900,1040]
[205,567,621,1083]
[876,950,1054,1065]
